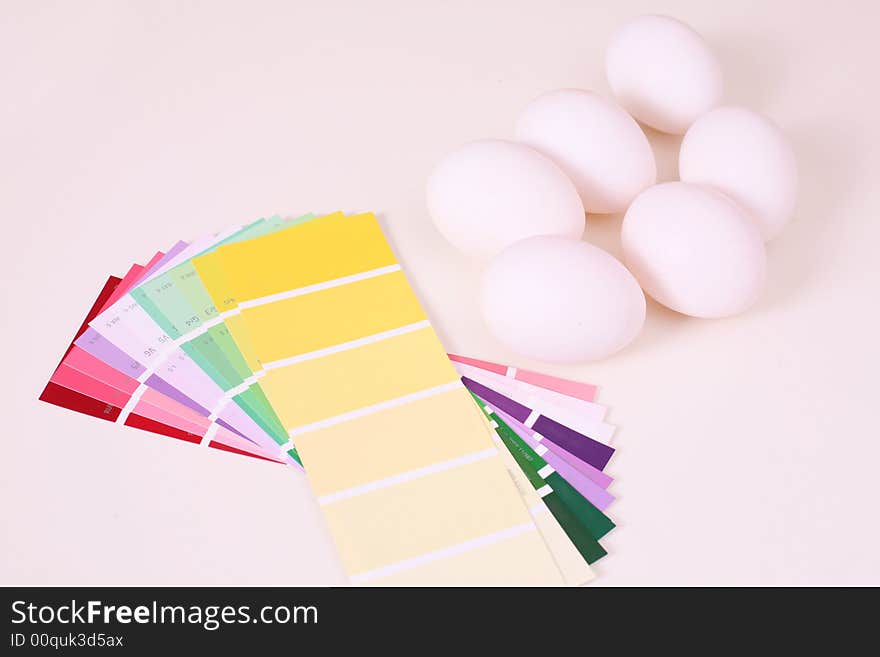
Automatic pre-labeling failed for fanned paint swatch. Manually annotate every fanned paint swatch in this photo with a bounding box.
[41,211,620,586]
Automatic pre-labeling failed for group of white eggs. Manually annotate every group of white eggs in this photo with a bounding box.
[426,15,798,363]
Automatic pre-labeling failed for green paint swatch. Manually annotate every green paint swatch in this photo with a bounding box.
[130,215,317,462]
[470,392,610,564]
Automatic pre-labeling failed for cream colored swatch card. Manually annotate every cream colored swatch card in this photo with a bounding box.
[204,212,565,585]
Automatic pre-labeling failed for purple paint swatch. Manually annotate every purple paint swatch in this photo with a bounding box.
[461,376,615,471]
[490,406,614,510]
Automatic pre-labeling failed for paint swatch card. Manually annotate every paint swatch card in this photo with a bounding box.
[204,212,569,585]
[41,210,619,586]
[41,270,283,462]
[75,226,295,462]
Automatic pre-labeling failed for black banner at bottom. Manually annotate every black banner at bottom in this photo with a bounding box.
[0,586,869,651]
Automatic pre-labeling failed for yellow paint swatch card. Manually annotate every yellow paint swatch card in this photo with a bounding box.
[205,212,564,585]
[289,388,495,498]
[258,327,449,430]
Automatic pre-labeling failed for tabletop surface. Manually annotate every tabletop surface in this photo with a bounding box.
[2,0,878,586]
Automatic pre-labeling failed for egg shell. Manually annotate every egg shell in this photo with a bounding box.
[605,15,723,134]
[679,106,798,241]
[426,140,585,259]
[621,182,767,318]
[481,236,646,362]
[515,89,657,214]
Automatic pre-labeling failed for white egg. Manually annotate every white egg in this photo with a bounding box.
[621,183,766,318]
[481,236,646,362]
[515,89,656,214]
[605,15,723,134]
[679,106,798,241]
[426,140,585,259]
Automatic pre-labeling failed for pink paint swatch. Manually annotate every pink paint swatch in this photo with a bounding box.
[447,353,598,402]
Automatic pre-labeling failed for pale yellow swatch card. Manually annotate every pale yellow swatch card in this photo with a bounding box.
[204,212,565,585]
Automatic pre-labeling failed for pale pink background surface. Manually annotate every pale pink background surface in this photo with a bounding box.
[2,0,878,585]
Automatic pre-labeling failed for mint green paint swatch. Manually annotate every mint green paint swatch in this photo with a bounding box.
[130,215,317,460]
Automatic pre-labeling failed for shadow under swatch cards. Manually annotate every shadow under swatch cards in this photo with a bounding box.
[41,211,619,586]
